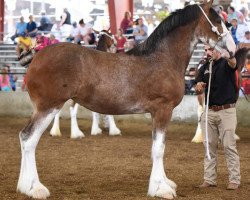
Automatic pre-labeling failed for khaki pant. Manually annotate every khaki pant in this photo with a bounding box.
[201,107,241,185]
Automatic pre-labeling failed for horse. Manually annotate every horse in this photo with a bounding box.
[191,47,249,143]
[49,30,121,138]
[17,1,237,199]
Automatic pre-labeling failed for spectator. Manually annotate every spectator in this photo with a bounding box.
[133,17,148,44]
[76,19,95,45]
[0,66,12,92]
[66,21,79,42]
[49,34,60,45]
[50,20,62,41]
[59,8,72,39]
[21,75,27,91]
[120,11,133,34]
[26,15,37,37]
[114,28,127,53]
[34,34,50,51]
[240,31,250,44]
[16,32,32,57]
[239,7,249,23]
[38,11,51,31]
[230,18,239,45]
[6,65,17,91]
[219,5,228,23]
[11,16,27,43]
[228,6,243,25]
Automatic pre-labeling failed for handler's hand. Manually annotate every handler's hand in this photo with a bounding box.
[195,82,206,94]
[221,49,230,59]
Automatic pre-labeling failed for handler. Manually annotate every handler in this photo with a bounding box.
[195,46,241,190]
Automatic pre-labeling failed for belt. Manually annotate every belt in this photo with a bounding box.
[209,103,236,112]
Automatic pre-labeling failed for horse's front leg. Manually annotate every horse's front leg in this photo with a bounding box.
[70,103,85,139]
[148,105,177,199]
[91,112,102,135]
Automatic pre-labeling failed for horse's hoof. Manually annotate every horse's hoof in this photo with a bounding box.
[71,130,85,139]
[29,182,50,199]
[91,127,102,135]
[109,128,121,136]
[191,137,203,143]
[50,127,62,137]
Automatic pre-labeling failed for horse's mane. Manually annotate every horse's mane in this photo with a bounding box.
[127,4,220,56]
[96,30,112,51]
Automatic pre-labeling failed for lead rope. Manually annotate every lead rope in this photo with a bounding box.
[205,59,213,160]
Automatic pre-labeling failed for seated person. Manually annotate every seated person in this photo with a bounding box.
[133,17,148,44]
[26,15,37,37]
[50,34,60,44]
[76,19,95,45]
[16,32,32,57]
[66,21,79,42]
[114,28,127,53]
[11,16,27,43]
[34,34,50,51]
[238,31,250,48]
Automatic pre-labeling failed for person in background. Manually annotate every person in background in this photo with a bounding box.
[34,33,50,51]
[120,11,133,34]
[16,32,32,57]
[5,65,17,91]
[0,66,12,92]
[77,19,95,45]
[59,8,72,39]
[230,18,239,45]
[114,28,127,53]
[38,11,51,31]
[133,17,148,44]
[195,46,241,191]
[219,5,228,23]
[11,16,27,43]
[50,34,60,44]
[50,19,62,41]
[66,21,79,43]
[228,6,243,25]
[26,15,37,37]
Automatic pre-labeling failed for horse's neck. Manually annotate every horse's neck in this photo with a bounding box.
[155,22,199,75]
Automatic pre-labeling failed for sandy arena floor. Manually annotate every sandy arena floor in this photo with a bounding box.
[0,117,249,200]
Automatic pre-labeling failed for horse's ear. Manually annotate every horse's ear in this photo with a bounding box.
[202,0,214,12]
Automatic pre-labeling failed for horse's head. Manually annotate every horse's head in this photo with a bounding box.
[98,30,114,48]
[197,0,236,55]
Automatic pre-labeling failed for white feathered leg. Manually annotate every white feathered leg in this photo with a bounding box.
[192,104,204,143]
[50,111,62,137]
[17,110,58,199]
[148,130,177,199]
[70,103,85,139]
[91,112,102,135]
[234,133,240,140]
[107,115,121,136]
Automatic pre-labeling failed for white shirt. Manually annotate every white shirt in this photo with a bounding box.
[241,37,250,43]
[236,23,249,43]
[79,23,92,36]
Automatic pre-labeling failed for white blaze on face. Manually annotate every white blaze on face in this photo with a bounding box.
[221,21,236,54]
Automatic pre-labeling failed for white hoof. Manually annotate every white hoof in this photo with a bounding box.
[18,182,50,199]
[91,127,102,135]
[29,182,50,199]
[109,127,121,136]
[234,134,240,140]
[191,130,203,143]
[71,129,85,139]
[148,179,177,199]
[50,126,62,137]
[165,177,177,190]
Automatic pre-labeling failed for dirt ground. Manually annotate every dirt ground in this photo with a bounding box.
[0,117,249,200]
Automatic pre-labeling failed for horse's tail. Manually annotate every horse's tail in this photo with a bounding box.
[234,47,250,99]
[18,49,36,67]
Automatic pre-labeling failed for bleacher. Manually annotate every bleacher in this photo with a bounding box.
[0,42,205,91]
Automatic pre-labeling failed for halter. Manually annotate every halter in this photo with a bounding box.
[99,31,114,40]
[198,5,227,39]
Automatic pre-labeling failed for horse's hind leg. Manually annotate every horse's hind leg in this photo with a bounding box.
[91,112,102,135]
[50,110,62,137]
[70,103,85,139]
[17,109,59,199]
[148,105,177,199]
[106,115,121,136]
